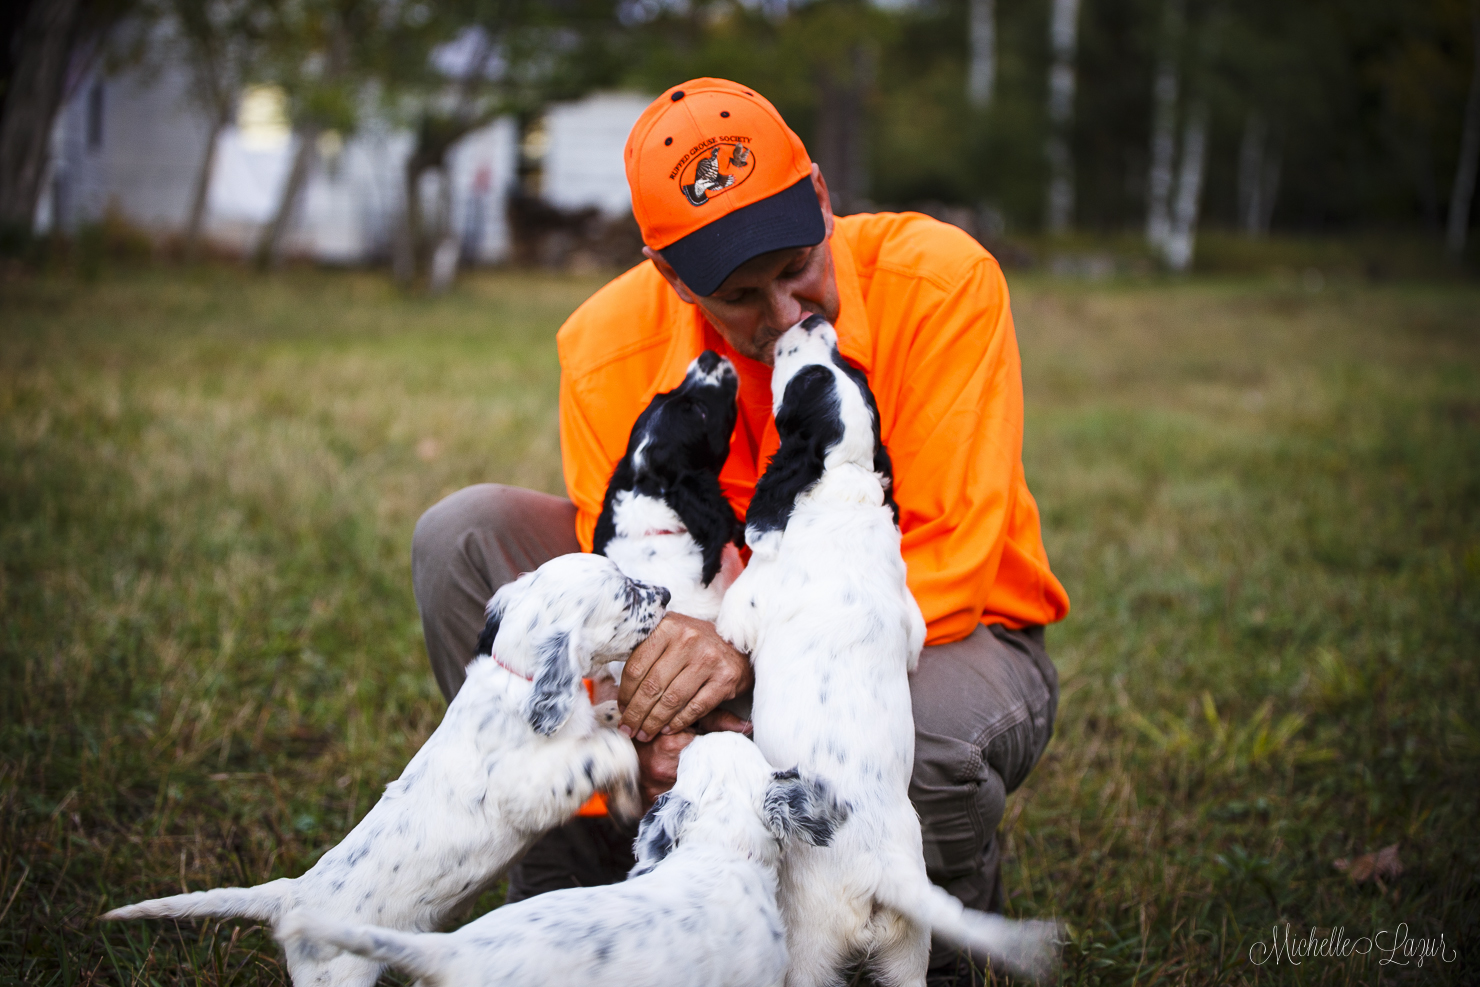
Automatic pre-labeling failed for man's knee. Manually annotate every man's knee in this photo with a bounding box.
[911,729,1006,881]
[907,623,1058,879]
[411,484,580,703]
[413,484,519,573]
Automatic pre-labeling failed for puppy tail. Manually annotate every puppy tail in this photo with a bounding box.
[878,875,1062,982]
[277,912,442,982]
[100,879,291,925]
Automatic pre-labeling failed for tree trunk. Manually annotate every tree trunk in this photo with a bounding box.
[1257,141,1281,236]
[1446,0,1480,256]
[1145,0,1184,249]
[1163,101,1207,271]
[814,46,871,216]
[254,123,318,270]
[428,166,460,293]
[394,156,425,285]
[967,0,996,111]
[1237,110,1266,237]
[184,109,228,261]
[0,0,82,231]
[1044,0,1082,234]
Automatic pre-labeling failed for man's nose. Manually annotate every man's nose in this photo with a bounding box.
[760,283,805,330]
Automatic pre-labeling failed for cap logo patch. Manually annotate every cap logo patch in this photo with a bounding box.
[671,137,755,207]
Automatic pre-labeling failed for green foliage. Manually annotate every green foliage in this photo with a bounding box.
[603,0,1480,239]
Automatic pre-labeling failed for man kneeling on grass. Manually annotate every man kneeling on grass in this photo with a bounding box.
[410,78,1069,983]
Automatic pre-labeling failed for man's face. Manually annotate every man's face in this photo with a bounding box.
[645,166,840,366]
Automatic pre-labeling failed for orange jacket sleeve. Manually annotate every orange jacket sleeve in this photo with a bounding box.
[876,255,1066,643]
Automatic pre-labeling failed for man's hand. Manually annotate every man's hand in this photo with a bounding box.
[632,709,752,808]
[617,613,753,742]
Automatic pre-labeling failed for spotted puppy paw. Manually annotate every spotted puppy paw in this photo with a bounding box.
[592,700,622,728]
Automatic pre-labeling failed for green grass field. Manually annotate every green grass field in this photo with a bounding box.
[2,264,1477,986]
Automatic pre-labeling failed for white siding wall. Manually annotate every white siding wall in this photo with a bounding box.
[36,55,632,264]
[542,92,650,217]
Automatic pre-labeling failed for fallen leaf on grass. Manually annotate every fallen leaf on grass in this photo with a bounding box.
[1334,843,1403,888]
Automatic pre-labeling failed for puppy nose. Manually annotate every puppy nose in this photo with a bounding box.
[657,587,671,607]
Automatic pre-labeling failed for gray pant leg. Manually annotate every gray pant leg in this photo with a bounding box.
[909,623,1058,969]
[411,483,580,702]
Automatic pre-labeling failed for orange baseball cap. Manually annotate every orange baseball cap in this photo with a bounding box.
[625,78,825,297]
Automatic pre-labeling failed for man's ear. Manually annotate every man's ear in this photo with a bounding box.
[810,163,836,239]
[525,629,581,736]
[644,247,699,305]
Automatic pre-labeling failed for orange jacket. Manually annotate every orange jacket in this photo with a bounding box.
[557,211,1069,645]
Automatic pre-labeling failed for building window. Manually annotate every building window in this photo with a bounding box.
[87,81,104,151]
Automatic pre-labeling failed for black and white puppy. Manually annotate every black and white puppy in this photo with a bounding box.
[593,350,744,624]
[717,316,1059,985]
[104,553,666,987]
[277,732,846,987]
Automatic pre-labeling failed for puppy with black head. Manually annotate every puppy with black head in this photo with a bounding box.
[105,554,665,987]
[593,350,744,624]
[278,732,846,987]
[717,316,1059,986]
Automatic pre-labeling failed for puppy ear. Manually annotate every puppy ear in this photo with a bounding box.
[593,457,637,557]
[873,435,900,525]
[763,769,848,847]
[829,348,899,524]
[628,791,694,877]
[667,472,741,586]
[525,629,582,736]
[474,592,508,659]
[745,365,840,540]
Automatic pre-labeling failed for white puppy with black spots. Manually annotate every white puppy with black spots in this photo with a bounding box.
[716,316,1060,986]
[103,553,666,987]
[277,731,846,987]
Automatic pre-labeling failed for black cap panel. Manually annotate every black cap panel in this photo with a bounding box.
[659,177,826,297]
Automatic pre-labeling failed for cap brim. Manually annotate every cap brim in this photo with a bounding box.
[659,177,826,297]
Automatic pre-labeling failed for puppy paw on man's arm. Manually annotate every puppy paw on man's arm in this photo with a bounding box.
[617,613,753,741]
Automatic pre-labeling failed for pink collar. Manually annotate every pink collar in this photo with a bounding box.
[489,653,533,681]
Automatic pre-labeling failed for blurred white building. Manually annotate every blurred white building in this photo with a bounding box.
[541,92,651,217]
[34,53,647,266]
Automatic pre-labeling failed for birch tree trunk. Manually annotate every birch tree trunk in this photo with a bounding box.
[1163,101,1207,271]
[1237,110,1266,237]
[1257,141,1281,236]
[0,0,82,230]
[1446,0,1480,256]
[254,124,318,270]
[1044,0,1082,233]
[1145,0,1184,250]
[184,110,228,261]
[968,0,996,111]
